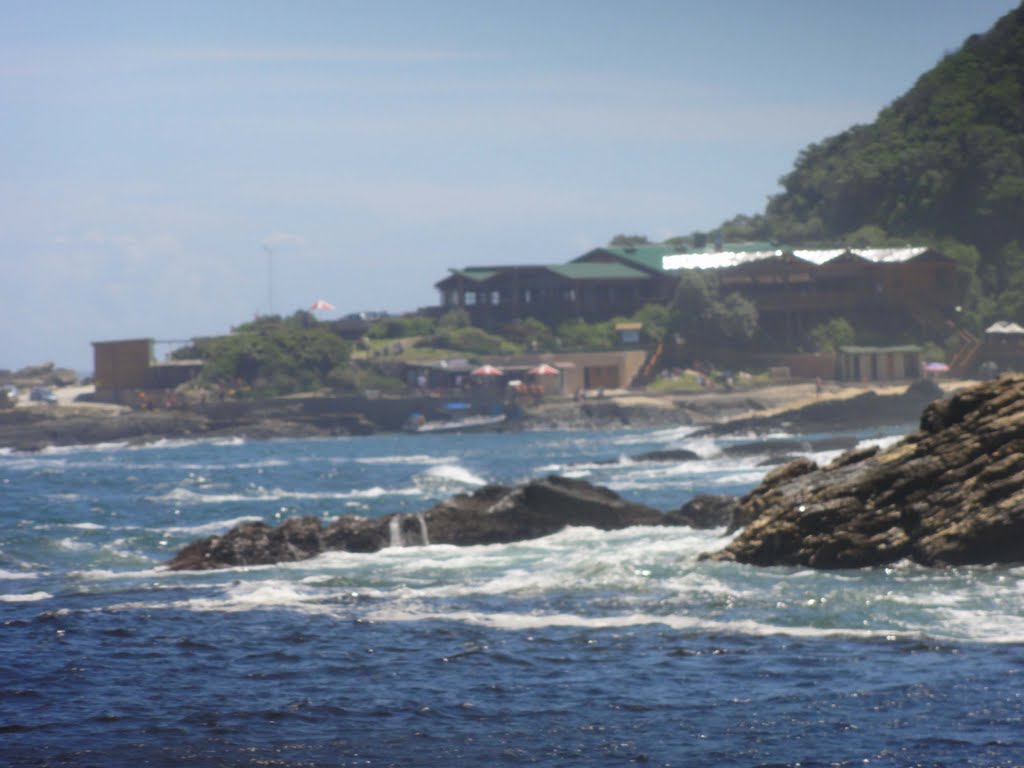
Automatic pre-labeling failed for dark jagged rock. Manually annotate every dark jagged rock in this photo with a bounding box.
[629,448,700,463]
[167,475,668,570]
[704,374,1024,569]
[665,495,741,529]
[630,450,704,462]
[169,516,326,571]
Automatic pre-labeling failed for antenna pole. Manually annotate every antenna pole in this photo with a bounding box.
[264,244,274,315]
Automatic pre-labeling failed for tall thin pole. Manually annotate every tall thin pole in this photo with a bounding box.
[264,244,274,315]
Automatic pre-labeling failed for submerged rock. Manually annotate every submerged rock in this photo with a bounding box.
[665,494,741,529]
[704,374,1024,569]
[168,475,667,570]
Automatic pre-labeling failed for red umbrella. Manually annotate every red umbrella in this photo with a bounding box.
[528,363,559,375]
[309,299,335,311]
[471,365,503,376]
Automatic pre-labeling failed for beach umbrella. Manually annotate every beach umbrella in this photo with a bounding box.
[471,364,503,376]
[309,299,335,311]
[528,363,559,376]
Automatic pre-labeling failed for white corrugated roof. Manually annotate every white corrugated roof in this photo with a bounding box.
[662,246,930,272]
[986,321,1024,334]
[663,250,782,270]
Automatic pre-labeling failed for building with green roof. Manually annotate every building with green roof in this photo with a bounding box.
[435,241,963,350]
[435,260,659,329]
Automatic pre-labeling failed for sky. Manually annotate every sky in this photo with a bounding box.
[2,0,1020,373]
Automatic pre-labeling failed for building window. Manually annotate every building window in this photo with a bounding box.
[492,291,501,305]
[448,290,459,306]
[523,289,532,304]
[465,291,477,306]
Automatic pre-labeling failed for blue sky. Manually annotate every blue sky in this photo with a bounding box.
[2,0,1019,372]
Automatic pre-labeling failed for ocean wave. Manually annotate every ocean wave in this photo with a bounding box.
[611,425,700,446]
[414,463,487,487]
[0,568,40,580]
[359,607,927,641]
[164,515,265,535]
[38,441,130,455]
[355,454,457,466]
[148,484,422,505]
[176,458,291,471]
[0,591,53,603]
[57,537,94,551]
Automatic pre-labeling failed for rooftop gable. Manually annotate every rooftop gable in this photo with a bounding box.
[574,244,677,274]
[546,262,651,281]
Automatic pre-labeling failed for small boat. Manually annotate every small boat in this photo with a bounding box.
[404,412,509,434]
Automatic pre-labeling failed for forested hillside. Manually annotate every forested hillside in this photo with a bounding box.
[720,3,1024,323]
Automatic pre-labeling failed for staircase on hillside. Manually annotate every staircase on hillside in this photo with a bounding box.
[909,305,981,378]
[632,342,665,387]
[949,327,982,377]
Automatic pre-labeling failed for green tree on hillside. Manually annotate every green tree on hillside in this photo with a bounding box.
[669,271,758,346]
[184,312,352,396]
[719,4,1024,326]
[609,234,651,247]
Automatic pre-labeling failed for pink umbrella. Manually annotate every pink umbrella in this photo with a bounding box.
[309,299,335,311]
[528,363,559,376]
[471,365,504,376]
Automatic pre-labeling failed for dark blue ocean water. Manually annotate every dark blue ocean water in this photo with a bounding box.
[2,426,1023,767]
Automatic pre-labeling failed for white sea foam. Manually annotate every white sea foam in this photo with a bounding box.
[39,441,130,455]
[0,591,53,602]
[0,568,40,580]
[856,434,906,452]
[212,436,246,447]
[67,522,105,530]
[57,537,93,551]
[164,515,265,535]
[612,425,700,446]
[360,607,922,641]
[177,458,290,470]
[355,454,456,465]
[149,484,420,505]
[68,566,168,581]
[415,464,487,487]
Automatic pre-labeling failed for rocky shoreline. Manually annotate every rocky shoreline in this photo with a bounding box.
[704,372,1024,568]
[165,374,1024,571]
[0,379,949,452]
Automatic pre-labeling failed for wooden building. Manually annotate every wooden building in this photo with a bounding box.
[837,345,922,382]
[92,338,203,403]
[436,245,963,348]
[979,321,1024,373]
[92,339,153,395]
[435,262,655,329]
[663,247,962,346]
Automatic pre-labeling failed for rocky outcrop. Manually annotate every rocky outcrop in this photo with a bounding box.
[697,378,945,437]
[0,407,376,452]
[665,494,741,529]
[168,475,668,570]
[704,374,1024,568]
